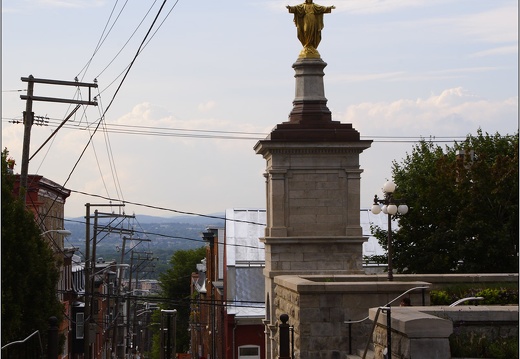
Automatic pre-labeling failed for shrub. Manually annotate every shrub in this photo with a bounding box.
[430,290,451,305]
[450,333,519,358]
[430,283,518,306]
[475,288,519,305]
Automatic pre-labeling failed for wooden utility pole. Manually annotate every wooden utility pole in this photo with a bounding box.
[18,75,98,199]
[20,77,35,198]
[83,204,128,359]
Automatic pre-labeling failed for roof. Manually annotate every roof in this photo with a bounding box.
[225,208,389,258]
[225,209,266,318]
[227,266,265,318]
[225,208,266,265]
[222,208,394,318]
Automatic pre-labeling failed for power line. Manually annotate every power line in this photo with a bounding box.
[94,0,160,80]
[56,288,265,309]
[63,216,264,251]
[2,117,471,143]
[76,0,128,81]
[95,0,181,97]
[67,188,266,226]
[29,1,174,232]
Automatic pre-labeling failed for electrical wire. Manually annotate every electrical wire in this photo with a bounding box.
[95,0,181,97]
[31,0,176,233]
[67,188,265,226]
[95,0,160,79]
[57,288,265,309]
[76,0,127,81]
[1,116,473,143]
[98,97,126,203]
[56,0,174,221]
[62,216,264,251]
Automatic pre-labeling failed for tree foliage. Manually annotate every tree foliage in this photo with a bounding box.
[153,246,206,354]
[1,149,64,346]
[373,130,519,274]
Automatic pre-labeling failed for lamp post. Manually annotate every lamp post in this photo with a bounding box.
[202,230,216,359]
[41,229,72,237]
[41,229,72,249]
[90,263,130,278]
[371,180,408,281]
[84,263,128,359]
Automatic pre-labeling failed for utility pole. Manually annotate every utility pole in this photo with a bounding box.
[84,204,91,358]
[112,235,150,359]
[83,204,128,359]
[18,75,97,199]
[126,250,156,355]
[20,77,34,199]
[160,310,177,359]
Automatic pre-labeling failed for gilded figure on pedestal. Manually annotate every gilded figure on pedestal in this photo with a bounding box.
[287,0,335,58]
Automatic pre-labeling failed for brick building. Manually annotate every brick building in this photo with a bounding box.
[14,174,76,358]
[190,209,266,359]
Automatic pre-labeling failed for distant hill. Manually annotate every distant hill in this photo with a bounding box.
[63,214,225,278]
[134,213,226,225]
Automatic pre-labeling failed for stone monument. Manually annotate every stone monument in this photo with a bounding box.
[254,4,373,358]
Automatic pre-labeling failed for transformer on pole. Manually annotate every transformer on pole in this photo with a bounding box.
[160,309,177,359]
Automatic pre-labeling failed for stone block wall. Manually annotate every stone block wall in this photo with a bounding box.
[370,307,453,359]
[264,240,365,274]
[270,274,518,359]
[370,306,519,359]
[272,276,431,359]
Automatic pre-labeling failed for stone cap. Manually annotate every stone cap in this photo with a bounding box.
[369,305,519,338]
[421,305,519,322]
[274,276,430,294]
[265,121,363,142]
[369,307,453,338]
[254,139,372,157]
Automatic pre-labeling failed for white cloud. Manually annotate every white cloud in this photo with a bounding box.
[339,87,518,137]
[198,101,217,113]
[330,67,501,84]
[457,5,518,44]
[37,0,105,9]
[333,0,448,14]
[330,72,407,83]
[2,0,105,13]
[471,45,518,58]
[116,102,172,126]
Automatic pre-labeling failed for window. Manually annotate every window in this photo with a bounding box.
[76,313,84,339]
[238,345,260,359]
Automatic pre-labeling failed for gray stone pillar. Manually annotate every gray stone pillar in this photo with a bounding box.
[254,57,372,359]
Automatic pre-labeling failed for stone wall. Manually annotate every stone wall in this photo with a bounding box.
[271,274,518,359]
[370,306,519,359]
[273,275,431,359]
[370,307,453,359]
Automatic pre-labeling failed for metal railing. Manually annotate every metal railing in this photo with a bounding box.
[344,286,429,358]
[449,296,484,307]
[1,330,44,359]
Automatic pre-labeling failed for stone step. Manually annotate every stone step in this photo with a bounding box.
[346,347,375,359]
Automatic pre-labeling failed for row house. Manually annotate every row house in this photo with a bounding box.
[13,174,75,358]
[190,209,266,359]
[70,256,127,359]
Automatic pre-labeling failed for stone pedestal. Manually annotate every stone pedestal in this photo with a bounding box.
[254,57,371,359]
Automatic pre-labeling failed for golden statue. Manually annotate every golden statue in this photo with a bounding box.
[287,0,335,58]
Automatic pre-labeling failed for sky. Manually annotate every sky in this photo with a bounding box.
[2,0,518,220]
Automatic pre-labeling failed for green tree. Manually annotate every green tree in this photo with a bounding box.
[1,149,64,347]
[153,246,206,355]
[372,130,519,274]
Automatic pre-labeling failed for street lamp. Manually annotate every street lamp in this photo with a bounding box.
[202,230,216,359]
[371,180,408,281]
[41,229,72,237]
[90,263,130,278]
[82,262,129,359]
